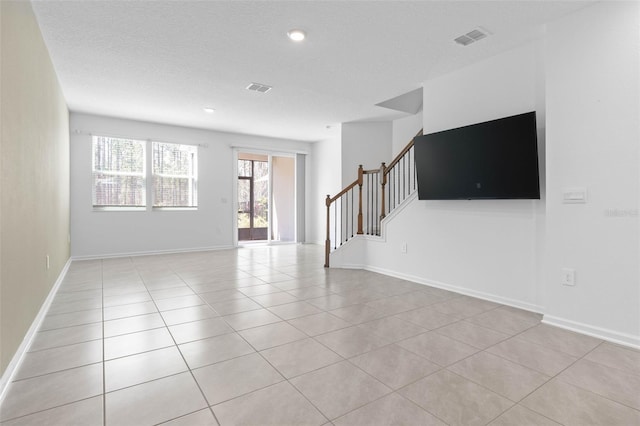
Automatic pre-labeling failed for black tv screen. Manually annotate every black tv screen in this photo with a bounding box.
[414,111,540,200]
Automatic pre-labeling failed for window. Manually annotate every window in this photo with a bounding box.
[92,136,198,209]
[92,136,146,207]
[153,142,198,208]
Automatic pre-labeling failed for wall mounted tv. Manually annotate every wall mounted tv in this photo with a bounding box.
[414,111,540,200]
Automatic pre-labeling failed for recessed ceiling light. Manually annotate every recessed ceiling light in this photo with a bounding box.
[203,107,215,113]
[287,29,306,42]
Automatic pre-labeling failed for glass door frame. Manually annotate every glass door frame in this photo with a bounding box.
[233,149,272,246]
[237,159,268,241]
[232,148,301,247]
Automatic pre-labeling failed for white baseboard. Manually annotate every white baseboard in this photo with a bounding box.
[71,245,236,261]
[334,263,365,270]
[0,258,72,404]
[542,315,640,350]
[238,241,303,247]
[339,263,640,350]
[363,264,544,314]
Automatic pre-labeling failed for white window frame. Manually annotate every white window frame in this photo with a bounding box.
[92,136,147,211]
[91,135,199,211]
[152,141,198,210]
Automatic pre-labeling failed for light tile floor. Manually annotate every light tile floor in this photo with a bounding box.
[1,244,639,425]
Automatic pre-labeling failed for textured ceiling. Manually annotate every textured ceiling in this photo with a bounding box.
[31,0,593,142]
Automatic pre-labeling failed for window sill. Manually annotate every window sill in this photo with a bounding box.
[152,207,198,211]
[92,206,146,212]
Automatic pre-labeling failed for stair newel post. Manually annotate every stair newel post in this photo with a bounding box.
[357,165,364,235]
[324,194,331,268]
[380,162,387,219]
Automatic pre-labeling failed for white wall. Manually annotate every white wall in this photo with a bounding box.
[543,1,640,344]
[341,122,392,185]
[296,153,306,243]
[308,133,342,245]
[1,0,70,375]
[332,1,640,347]
[335,42,546,313]
[392,113,422,157]
[272,156,295,242]
[70,113,310,258]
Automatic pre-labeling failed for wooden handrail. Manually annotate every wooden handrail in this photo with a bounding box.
[325,195,331,267]
[384,128,423,175]
[325,166,364,267]
[325,180,358,267]
[327,180,358,204]
[357,165,364,235]
[324,130,422,267]
[380,162,387,219]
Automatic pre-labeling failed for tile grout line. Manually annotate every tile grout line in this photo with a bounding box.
[24,331,103,354]
[141,259,224,425]
[283,322,451,424]
[475,325,575,373]
[340,340,451,423]
[0,262,105,423]
[201,269,332,424]
[7,360,104,385]
[478,338,596,425]
[272,310,401,423]
[545,340,640,413]
[101,258,107,426]
[435,325,612,425]
[380,317,544,423]
[179,259,364,422]
[6,246,638,425]
[0,396,105,424]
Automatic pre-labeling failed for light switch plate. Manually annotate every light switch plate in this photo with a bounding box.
[562,268,575,286]
[563,187,587,204]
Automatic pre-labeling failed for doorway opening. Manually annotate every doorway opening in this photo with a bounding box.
[237,154,269,241]
[236,152,299,244]
[271,156,295,242]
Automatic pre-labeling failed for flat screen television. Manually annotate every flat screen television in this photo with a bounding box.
[414,111,540,200]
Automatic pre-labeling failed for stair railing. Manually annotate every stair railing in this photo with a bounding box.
[324,166,362,267]
[362,167,382,236]
[324,129,422,267]
[381,128,423,218]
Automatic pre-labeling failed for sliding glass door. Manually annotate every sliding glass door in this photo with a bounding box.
[237,157,268,241]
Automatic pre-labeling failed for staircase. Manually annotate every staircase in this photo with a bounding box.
[324,129,423,267]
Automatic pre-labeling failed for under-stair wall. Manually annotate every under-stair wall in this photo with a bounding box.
[329,2,640,349]
[331,41,545,314]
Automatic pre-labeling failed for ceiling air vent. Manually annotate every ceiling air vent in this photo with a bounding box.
[454,27,490,46]
[246,82,273,93]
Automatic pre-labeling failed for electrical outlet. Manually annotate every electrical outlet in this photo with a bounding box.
[401,243,407,254]
[46,255,50,270]
[561,268,575,286]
